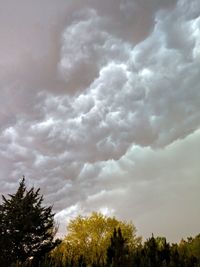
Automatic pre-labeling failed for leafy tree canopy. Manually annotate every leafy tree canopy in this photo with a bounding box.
[55,212,141,266]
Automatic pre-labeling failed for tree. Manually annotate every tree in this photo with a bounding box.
[143,234,159,267]
[107,227,130,267]
[55,212,141,266]
[0,177,58,266]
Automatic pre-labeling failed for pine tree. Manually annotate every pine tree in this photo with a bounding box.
[143,234,158,267]
[0,177,58,266]
[107,227,129,267]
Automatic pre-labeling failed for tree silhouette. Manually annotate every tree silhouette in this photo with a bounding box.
[107,227,129,267]
[0,177,58,266]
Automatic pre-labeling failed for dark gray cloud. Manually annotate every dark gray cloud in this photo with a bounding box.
[0,0,199,242]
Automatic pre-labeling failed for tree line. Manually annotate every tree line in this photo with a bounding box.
[0,178,199,266]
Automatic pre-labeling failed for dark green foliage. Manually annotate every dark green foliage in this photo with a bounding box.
[143,234,158,266]
[139,235,170,267]
[130,235,200,267]
[106,228,130,267]
[0,177,58,266]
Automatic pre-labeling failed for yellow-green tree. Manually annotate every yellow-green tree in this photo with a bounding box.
[54,212,141,266]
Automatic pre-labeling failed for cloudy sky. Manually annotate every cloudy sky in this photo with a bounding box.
[0,0,200,242]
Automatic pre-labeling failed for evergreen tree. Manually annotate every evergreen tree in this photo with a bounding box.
[0,177,58,266]
[143,234,158,267]
[156,237,170,266]
[107,227,129,267]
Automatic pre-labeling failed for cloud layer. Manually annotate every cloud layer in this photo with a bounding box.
[0,0,199,242]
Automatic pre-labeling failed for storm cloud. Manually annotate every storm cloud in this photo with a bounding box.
[0,0,200,242]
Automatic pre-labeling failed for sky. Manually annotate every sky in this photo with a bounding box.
[0,0,200,243]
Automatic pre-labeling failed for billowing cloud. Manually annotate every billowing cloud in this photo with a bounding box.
[0,0,199,242]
